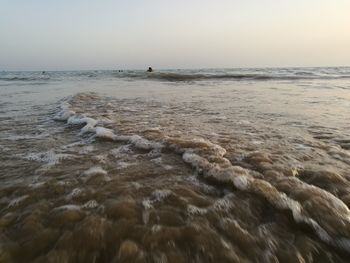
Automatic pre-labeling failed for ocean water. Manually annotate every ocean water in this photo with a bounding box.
[1,67,350,262]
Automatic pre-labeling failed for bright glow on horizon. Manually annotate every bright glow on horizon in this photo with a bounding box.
[1,0,349,70]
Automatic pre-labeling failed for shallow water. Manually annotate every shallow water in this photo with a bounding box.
[1,68,350,262]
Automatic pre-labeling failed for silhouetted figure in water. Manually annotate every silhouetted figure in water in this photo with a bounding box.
[147,67,153,72]
[42,71,46,74]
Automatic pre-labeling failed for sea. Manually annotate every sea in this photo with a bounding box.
[1,67,350,262]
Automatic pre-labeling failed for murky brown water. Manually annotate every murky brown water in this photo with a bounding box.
[1,69,350,262]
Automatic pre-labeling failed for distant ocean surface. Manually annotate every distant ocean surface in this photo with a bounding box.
[1,67,350,82]
[1,67,350,262]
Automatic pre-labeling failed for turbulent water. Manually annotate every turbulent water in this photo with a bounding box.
[1,68,350,263]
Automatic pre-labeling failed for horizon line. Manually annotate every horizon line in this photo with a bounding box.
[1,65,350,72]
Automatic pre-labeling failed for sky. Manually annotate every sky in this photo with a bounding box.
[1,0,350,70]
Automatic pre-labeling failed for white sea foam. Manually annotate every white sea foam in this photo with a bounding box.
[163,165,173,170]
[55,102,118,139]
[131,182,142,189]
[148,148,162,158]
[54,109,76,121]
[110,145,133,158]
[187,204,207,215]
[28,182,46,189]
[130,135,162,150]
[213,197,234,211]
[22,150,73,167]
[251,140,264,145]
[7,195,29,208]
[66,188,82,200]
[117,161,136,169]
[143,127,162,132]
[95,127,117,140]
[53,204,81,211]
[78,145,94,154]
[0,145,10,152]
[150,157,173,170]
[232,175,251,190]
[92,154,108,164]
[151,189,172,202]
[238,120,251,125]
[178,138,227,157]
[150,157,162,164]
[53,102,76,121]
[83,166,107,176]
[222,218,251,236]
[82,200,99,209]
[151,225,162,233]
[67,116,98,134]
[182,152,211,171]
[142,198,153,209]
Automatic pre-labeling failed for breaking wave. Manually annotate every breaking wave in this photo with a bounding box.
[1,67,350,83]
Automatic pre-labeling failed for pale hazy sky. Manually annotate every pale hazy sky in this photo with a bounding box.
[1,0,349,70]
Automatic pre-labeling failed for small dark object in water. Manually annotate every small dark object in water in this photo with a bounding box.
[147,67,153,72]
[42,71,46,74]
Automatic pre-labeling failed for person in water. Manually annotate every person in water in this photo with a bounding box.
[147,67,153,72]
